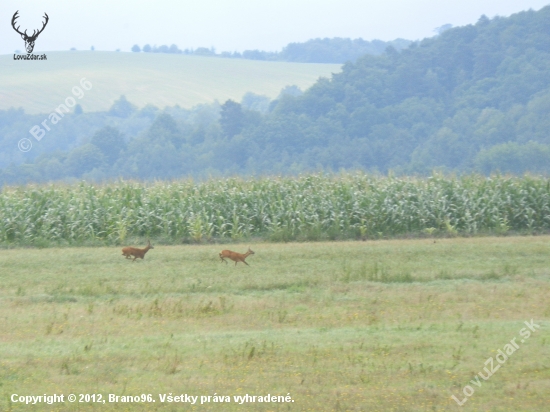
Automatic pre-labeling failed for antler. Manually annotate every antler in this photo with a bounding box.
[11,11,26,36]
[12,11,49,40]
[32,13,49,39]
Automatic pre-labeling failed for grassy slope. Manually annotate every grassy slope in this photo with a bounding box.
[0,52,341,114]
[1,237,549,411]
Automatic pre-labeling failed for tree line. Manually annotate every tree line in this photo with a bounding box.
[130,37,411,63]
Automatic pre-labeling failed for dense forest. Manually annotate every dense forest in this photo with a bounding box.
[1,6,550,185]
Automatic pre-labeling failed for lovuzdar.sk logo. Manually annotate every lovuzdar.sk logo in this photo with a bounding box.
[12,10,49,60]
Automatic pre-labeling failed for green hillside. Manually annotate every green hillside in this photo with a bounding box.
[3,8,550,183]
[0,51,341,114]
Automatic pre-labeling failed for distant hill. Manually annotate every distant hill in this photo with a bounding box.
[132,37,412,64]
[3,7,550,184]
[0,51,341,114]
[231,6,550,175]
[276,38,412,63]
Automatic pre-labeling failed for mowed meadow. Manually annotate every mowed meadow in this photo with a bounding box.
[0,238,549,411]
[1,174,550,411]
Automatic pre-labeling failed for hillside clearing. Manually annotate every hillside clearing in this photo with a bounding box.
[0,51,341,113]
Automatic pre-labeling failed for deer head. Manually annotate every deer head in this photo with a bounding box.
[12,11,49,54]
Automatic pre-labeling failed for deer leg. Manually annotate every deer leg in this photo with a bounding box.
[243,260,249,266]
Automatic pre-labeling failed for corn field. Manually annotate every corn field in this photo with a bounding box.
[1,173,549,245]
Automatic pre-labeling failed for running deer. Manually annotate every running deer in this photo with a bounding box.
[219,247,255,266]
[122,240,154,261]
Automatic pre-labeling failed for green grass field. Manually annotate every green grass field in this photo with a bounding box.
[1,236,549,411]
[0,51,341,114]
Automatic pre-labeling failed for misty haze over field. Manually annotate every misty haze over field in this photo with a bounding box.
[2,4,550,412]
[1,0,549,54]
[1,1,550,183]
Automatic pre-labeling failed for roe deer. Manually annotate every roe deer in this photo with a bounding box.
[122,240,154,261]
[219,247,255,266]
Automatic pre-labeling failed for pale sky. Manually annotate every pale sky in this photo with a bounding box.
[1,0,549,55]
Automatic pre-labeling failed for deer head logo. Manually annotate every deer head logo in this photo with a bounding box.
[12,11,49,54]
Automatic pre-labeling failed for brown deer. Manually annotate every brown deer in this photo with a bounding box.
[122,240,154,261]
[219,247,255,266]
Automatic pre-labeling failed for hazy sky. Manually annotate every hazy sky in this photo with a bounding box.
[1,0,549,55]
